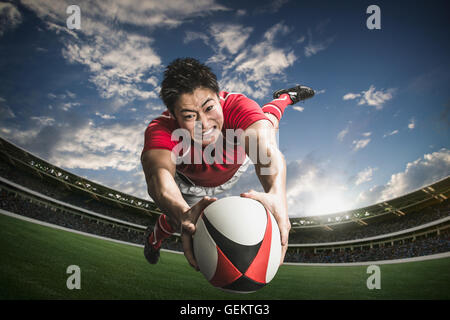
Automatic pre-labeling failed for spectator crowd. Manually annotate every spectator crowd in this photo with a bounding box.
[286,228,449,263]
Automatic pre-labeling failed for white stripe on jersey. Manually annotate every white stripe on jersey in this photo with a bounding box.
[220,92,248,101]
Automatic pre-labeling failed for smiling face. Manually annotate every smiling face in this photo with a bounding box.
[172,87,224,146]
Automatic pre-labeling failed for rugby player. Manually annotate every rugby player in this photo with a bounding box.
[141,58,314,269]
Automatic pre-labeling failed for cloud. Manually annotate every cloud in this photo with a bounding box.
[48,91,77,100]
[352,138,371,151]
[47,121,145,172]
[109,175,148,200]
[359,86,395,109]
[383,129,399,138]
[344,85,395,110]
[1,108,87,158]
[44,21,78,38]
[60,101,81,111]
[357,149,450,206]
[0,97,15,119]
[0,2,22,37]
[182,21,296,99]
[62,32,161,105]
[355,167,376,186]
[95,112,116,120]
[304,40,333,57]
[209,23,254,55]
[202,23,255,66]
[0,126,40,146]
[263,22,290,42]
[292,106,304,112]
[0,105,144,173]
[31,116,56,127]
[184,31,210,45]
[337,124,350,142]
[284,156,356,217]
[21,0,228,109]
[21,0,228,31]
[343,93,361,100]
[339,127,371,150]
[217,22,297,99]
[304,28,334,57]
[296,35,306,44]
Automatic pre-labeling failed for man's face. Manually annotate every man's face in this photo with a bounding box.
[172,87,224,146]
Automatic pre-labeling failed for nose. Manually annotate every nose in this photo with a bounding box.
[196,114,209,131]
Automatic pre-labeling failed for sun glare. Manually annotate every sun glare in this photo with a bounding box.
[307,188,354,216]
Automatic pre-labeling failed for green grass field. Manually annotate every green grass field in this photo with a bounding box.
[0,213,449,300]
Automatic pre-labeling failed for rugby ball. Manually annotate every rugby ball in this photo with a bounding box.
[193,196,281,293]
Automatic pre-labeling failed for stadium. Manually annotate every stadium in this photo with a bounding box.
[1,136,449,300]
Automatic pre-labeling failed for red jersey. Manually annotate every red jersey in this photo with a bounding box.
[142,91,269,187]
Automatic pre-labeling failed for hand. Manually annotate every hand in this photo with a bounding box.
[240,190,290,265]
[181,196,217,270]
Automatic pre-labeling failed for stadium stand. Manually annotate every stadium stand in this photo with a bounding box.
[288,202,450,244]
[0,136,448,263]
[286,228,450,263]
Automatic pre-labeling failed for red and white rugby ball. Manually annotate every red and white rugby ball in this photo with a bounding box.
[193,196,281,293]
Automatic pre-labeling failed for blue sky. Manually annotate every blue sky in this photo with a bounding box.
[0,0,449,217]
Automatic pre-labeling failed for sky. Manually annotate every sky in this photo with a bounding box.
[0,0,449,217]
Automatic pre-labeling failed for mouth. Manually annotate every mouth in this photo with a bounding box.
[202,126,216,137]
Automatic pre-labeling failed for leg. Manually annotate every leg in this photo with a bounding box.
[265,112,280,130]
[144,213,175,264]
[262,85,315,129]
[261,93,292,130]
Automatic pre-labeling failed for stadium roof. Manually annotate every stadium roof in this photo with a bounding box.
[0,136,448,228]
[290,176,449,229]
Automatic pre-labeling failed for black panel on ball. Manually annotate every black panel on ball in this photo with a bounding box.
[223,275,266,292]
[202,215,263,274]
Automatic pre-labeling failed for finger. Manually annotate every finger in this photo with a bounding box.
[279,224,289,246]
[182,220,196,235]
[197,196,217,210]
[279,243,287,266]
[181,232,199,271]
[182,197,217,235]
[240,189,259,199]
[240,190,272,211]
[191,196,217,224]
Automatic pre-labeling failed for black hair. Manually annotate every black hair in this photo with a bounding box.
[160,58,220,114]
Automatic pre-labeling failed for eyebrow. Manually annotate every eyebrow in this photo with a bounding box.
[179,97,215,113]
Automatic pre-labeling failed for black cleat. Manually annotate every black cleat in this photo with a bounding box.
[143,225,160,265]
[273,85,315,104]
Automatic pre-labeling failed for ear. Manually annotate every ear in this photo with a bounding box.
[168,109,176,119]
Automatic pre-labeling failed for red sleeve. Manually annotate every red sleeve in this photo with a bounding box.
[222,93,270,131]
[142,113,178,154]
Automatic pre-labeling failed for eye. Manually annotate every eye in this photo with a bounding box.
[184,114,196,120]
[205,105,215,112]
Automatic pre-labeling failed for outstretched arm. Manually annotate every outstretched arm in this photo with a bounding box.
[240,119,291,264]
[141,149,216,269]
[141,149,190,228]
